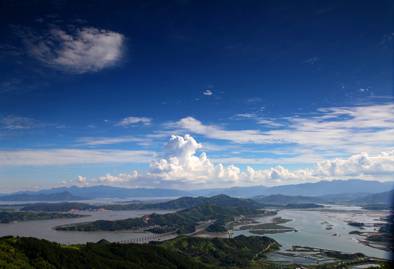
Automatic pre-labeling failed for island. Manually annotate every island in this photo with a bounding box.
[54,203,264,234]
[0,211,88,224]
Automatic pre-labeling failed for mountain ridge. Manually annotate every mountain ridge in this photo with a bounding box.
[5,179,393,200]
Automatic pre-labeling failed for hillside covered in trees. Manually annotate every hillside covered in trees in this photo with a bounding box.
[55,203,261,233]
[0,236,207,268]
[159,235,280,268]
[21,194,263,212]
[0,211,87,224]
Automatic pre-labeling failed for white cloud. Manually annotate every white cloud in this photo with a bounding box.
[147,134,240,184]
[114,117,152,127]
[14,24,125,74]
[172,104,394,156]
[0,116,46,129]
[203,90,213,96]
[77,176,86,182]
[143,135,394,186]
[76,136,151,146]
[314,151,394,177]
[240,166,314,184]
[172,117,278,144]
[30,135,393,189]
[91,171,138,183]
[236,113,256,118]
[0,149,152,166]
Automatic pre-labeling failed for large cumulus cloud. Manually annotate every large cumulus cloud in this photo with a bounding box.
[147,135,240,183]
[75,135,393,188]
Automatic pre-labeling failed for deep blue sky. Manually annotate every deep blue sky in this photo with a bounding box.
[0,0,393,192]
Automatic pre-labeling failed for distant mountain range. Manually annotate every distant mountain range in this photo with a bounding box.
[0,191,88,201]
[1,179,393,201]
[251,191,393,205]
[351,190,394,204]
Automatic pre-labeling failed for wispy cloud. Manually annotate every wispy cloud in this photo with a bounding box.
[0,149,152,166]
[12,23,125,74]
[171,104,394,155]
[203,90,213,96]
[76,136,152,146]
[0,116,46,129]
[114,117,152,127]
[168,117,279,144]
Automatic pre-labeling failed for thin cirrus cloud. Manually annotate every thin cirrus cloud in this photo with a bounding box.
[114,117,152,127]
[80,135,394,188]
[0,149,152,166]
[13,24,125,74]
[171,104,394,155]
[0,115,49,129]
[76,136,152,146]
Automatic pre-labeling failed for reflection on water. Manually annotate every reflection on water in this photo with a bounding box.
[232,206,392,260]
[0,210,175,245]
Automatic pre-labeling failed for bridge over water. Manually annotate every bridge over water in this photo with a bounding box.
[115,230,178,244]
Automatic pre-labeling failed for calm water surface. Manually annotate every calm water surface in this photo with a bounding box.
[0,203,392,260]
[0,210,175,245]
[232,205,392,259]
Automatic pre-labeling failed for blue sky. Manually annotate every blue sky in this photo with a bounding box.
[0,0,393,193]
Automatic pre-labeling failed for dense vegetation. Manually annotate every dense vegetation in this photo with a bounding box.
[55,203,261,233]
[351,190,394,204]
[206,223,227,232]
[159,235,280,268]
[348,222,364,227]
[21,202,97,212]
[0,211,86,224]
[0,236,207,268]
[21,194,263,212]
[0,191,88,201]
[323,250,365,260]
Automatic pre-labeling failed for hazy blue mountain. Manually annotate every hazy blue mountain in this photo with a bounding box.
[190,179,391,197]
[191,185,269,197]
[0,191,88,201]
[13,185,192,199]
[261,179,391,197]
[351,190,394,204]
[6,179,393,200]
[251,194,324,204]
[318,192,372,203]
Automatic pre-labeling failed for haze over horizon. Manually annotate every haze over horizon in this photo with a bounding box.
[0,0,393,193]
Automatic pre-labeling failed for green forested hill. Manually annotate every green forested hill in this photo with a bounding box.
[0,236,207,269]
[21,194,263,212]
[159,235,280,268]
[0,211,87,224]
[55,203,261,233]
[351,190,394,204]
[21,202,97,212]
[150,194,263,209]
